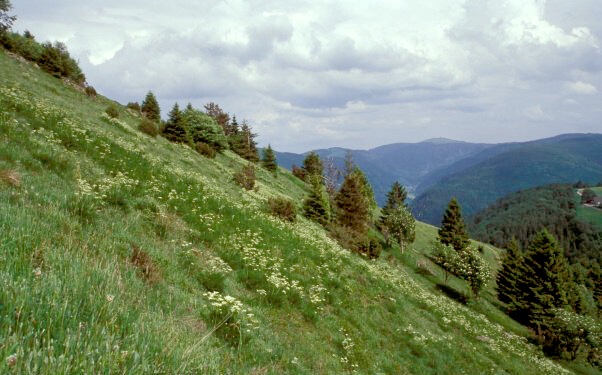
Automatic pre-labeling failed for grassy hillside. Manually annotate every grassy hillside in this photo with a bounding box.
[0,50,575,374]
[412,138,602,225]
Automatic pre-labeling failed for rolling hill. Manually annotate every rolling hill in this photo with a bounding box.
[468,184,602,266]
[411,134,602,225]
[0,49,576,373]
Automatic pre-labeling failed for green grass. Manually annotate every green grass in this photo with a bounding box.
[0,49,579,374]
[575,188,602,229]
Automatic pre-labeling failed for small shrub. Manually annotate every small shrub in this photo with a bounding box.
[328,225,381,259]
[268,196,296,222]
[126,102,141,112]
[138,118,158,137]
[233,163,256,190]
[195,142,217,158]
[84,85,97,97]
[105,105,119,119]
[0,169,21,187]
[356,234,382,259]
[292,164,306,181]
[129,244,161,284]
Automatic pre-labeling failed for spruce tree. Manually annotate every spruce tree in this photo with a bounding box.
[438,198,470,251]
[335,168,372,234]
[302,152,323,180]
[238,121,259,162]
[162,103,188,143]
[262,145,278,173]
[383,181,407,211]
[510,230,571,327]
[496,238,523,307]
[141,91,160,122]
[303,177,330,225]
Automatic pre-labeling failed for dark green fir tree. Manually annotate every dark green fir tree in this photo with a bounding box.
[303,177,330,225]
[510,230,571,327]
[302,152,323,180]
[262,145,277,173]
[141,91,160,122]
[496,238,523,307]
[162,102,187,143]
[438,197,470,251]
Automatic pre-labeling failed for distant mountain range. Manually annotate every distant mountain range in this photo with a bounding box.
[275,133,602,225]
[275,138,493,205]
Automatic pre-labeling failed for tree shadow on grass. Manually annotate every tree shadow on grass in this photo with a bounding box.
[435,283,469,305]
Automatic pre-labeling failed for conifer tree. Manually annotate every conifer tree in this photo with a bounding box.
[141,91,160,122]
[162,103,187,143]
[496,238,523,307]
[238,121,259,162]
[335,168,373,234]
[302,152,323,181]
[510,230,571,327]
[303,177,330,225]
[383,181,408,211]
[262,145,277,173]
[438,198,470,251]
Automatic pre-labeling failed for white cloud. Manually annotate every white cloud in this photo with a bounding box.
[10,0,602,152]
[565,81,598,95]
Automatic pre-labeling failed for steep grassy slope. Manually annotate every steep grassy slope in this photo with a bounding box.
[0,50,573,374]
[412,137,602,225]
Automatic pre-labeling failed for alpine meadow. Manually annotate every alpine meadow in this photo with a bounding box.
[1,1,601,374]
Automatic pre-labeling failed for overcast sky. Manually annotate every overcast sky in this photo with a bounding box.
[10,0,602,152]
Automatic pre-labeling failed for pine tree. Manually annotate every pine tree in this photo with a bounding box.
[438,198,470,251]
[262,145,277,173]
[141,91,160,122]
[496,238,523,307]
[303,177,330,225]
[510,230,571,328]
[162,103,187,143]
[335,168,372,234]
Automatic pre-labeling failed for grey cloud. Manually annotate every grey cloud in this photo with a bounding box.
[10,0,602,152]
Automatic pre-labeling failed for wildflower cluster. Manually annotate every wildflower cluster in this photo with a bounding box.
[202,291,260,340]
[75,171,139,203]
[338,328,359,372]
[203,253,233,274]
[224,229,329,308]
[100,112,130,131]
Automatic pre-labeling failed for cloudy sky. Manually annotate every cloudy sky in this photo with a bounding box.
[11,0,602,152]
